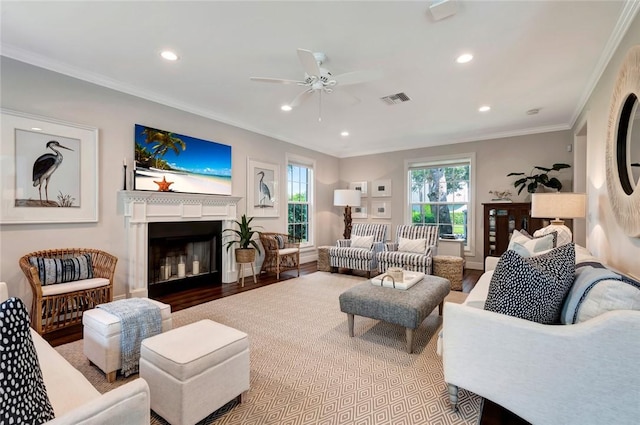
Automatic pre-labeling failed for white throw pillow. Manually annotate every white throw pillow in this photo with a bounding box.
[507,229,555,257]
[350,235,374,249]
[398,237,427,254]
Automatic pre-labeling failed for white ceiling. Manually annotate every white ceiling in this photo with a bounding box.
[1,1,638,158]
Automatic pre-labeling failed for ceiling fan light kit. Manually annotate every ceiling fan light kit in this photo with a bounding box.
[251,48,382,120]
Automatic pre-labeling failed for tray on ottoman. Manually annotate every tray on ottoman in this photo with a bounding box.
[370,271,425,290]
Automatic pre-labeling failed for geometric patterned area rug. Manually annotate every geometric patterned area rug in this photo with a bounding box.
[55,272,480,424]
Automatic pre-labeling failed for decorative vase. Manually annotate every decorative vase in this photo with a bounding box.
[235,248,256,263]
[387,267,404,282]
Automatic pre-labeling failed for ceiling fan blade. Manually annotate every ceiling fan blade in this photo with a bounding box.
[290,89,315,108]
[297,48,321,76]
[250,77,305,85]
[333,69,383,86]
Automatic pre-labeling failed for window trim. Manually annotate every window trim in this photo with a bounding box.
[286,153,315,249]
[404,152,476,253]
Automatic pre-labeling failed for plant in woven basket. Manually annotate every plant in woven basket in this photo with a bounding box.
[223,214,262,255]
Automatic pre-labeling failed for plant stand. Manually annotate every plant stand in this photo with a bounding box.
[237,261,256,287]
[235,248,257,287]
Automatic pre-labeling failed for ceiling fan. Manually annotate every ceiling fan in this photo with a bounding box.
[250,48,382,121]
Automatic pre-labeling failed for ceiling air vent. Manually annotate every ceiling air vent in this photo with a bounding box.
[380,92,411,105]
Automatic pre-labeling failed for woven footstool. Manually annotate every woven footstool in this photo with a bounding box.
[339,276,450,353]
[140,319,250,425]
[433,255,464,291]
[317,246,332,272]
[83,298,172,382]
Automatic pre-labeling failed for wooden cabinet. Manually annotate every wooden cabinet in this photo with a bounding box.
[483,202,545,260]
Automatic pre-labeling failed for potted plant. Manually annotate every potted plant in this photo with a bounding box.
[508,163,571,195]
[223,214,262,263]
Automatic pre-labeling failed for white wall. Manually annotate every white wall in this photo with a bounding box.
[338,132,574,269]
[573,13,640,278]
[0,57,340,301]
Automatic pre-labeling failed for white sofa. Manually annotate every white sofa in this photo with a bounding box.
[441,247,640,425]
[0,282,150,425]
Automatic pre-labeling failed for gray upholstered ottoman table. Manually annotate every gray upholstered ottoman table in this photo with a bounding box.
[339,275,450,353]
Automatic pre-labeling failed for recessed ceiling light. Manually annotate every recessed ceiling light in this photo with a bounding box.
[341,131,349,137]
[281,105,292,112]
[478,105,491,112]
[31,127,43,131]
[160,50,179,61]
[456,53,473,64]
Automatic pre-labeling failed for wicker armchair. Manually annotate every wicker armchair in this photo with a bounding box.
[19,248,117,335]
[259,233,301,280]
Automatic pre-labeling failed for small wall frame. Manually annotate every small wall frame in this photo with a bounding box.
[352,204,368,219]
[371,179,392,197]
[371,201,391,219]
[349,181,368,197]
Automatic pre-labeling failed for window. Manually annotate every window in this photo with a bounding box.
[407,154,474,249]
[287,156,314,247]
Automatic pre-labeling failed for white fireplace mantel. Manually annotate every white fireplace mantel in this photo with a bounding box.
[119,191,242,298]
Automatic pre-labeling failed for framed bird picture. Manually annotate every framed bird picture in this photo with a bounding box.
[0,109,98,224]
[247,158,279,218]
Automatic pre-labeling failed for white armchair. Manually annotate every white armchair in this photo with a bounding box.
[329,223,387,278]
[377,225,439,274]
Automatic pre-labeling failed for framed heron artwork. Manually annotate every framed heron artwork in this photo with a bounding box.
[134,124,232,195]
[247,158,279,217]
[0,109,98,224]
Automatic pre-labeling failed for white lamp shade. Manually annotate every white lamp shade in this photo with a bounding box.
[334,189,361,207]
[531,193,586,219]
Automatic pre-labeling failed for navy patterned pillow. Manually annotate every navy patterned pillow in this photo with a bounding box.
[0,297,55,424]
[29,253,94,285]
[484,243,575,324]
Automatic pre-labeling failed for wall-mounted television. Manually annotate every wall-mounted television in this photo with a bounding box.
[134,124,232,195]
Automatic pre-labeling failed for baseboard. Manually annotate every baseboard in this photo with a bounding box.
[464,261,483,270]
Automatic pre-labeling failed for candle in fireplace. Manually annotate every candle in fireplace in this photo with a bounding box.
[192,255,200,275]
[178,255,186,278]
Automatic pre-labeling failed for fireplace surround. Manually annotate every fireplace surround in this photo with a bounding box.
[119,191,241,298]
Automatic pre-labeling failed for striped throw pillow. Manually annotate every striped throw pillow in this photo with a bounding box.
[29,254,94,285]
[274,234,286,249]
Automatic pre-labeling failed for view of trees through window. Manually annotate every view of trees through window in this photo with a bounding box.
[409,163,470,242]
[287,163,311,243]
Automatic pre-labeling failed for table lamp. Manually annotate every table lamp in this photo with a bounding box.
[531,192,586,246]
[334,189,362,239]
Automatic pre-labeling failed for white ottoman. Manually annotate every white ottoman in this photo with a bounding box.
[83,298,172,382]
[140,319,250,425]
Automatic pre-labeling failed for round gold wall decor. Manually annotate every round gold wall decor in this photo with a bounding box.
[605,45,640,237]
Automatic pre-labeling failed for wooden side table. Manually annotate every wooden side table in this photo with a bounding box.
[317,246,332,272]
[437,238,464,257]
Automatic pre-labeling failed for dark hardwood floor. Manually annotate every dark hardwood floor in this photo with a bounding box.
[46,263,481,347]
[44,263,525,425]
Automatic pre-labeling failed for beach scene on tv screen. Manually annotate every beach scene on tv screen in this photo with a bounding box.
[134,124,232,195]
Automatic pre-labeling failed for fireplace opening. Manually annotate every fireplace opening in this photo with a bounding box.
[148,221,222,298]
